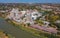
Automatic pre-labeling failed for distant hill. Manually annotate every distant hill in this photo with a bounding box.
[0,3,60,6]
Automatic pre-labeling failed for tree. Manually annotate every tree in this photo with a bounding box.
[26,23,31,26]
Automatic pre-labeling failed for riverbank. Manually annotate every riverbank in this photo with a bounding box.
[6,19,60,38]
[0,30,15,38]
[0,30,8,38]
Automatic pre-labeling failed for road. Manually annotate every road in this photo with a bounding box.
[0,17,38,38]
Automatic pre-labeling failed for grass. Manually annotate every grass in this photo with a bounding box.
[7,34,15,38]
[6,20,60,38]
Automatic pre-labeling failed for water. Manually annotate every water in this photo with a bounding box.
[0,17,38,38]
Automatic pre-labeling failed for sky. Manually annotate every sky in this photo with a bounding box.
[0,0,60,3]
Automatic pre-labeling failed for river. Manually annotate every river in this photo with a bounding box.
[0,17,38,38]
